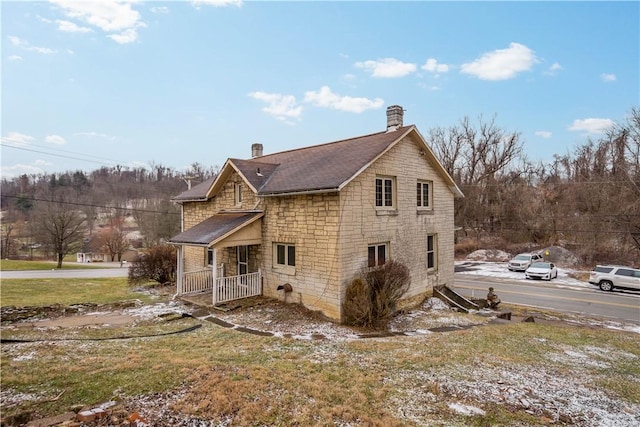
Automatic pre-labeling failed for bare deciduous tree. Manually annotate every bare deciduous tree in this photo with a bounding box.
[32,192,86,268]
[99,216,129,262]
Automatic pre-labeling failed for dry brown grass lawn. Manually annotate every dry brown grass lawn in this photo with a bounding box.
[2,291,640,426]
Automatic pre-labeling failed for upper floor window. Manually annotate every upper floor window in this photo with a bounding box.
[375,176,395,208]
[235,183,243,205]
[368,243,388,267]
[417,180,432,209]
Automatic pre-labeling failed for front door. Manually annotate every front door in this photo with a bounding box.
[237,245,248,276]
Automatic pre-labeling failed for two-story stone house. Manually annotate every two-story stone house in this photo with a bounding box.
[169,105,463,321]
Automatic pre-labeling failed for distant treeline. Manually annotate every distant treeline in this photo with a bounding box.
[1,108,639,266]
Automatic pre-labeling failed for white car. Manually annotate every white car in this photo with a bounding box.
[525,262,558,281]
[589,265,640,291]
[508,252,543,271]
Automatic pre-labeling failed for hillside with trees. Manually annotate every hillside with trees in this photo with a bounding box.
[1,107,638,267]
[0,163,217,265]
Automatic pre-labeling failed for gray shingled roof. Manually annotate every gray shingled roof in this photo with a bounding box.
[172,126,414,201]
[168,212,263,246]
[242,126,413,195]
[172,175,216,202]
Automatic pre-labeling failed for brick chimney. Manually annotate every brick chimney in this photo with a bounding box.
[251,143,263,158]
[386,105,404,132]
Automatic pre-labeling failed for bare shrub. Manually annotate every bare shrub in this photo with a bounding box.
[128,244,177,285]
[342,260,411,328]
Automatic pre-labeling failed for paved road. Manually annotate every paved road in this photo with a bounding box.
[454,275,640,325]
[1,264,130,279]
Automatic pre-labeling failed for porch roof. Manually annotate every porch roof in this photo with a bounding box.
[168,211,263,247]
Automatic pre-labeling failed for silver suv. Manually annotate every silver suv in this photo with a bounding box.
[508,252,543,271]
[589,265,640,291]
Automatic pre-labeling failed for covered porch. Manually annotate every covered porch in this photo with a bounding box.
[169,211,264,306]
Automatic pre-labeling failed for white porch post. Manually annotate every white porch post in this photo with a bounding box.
[176,245,184,295]
[211,248,218,305]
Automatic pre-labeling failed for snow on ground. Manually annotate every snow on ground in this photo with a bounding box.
[455,257,640,335]
[455,259,590,289]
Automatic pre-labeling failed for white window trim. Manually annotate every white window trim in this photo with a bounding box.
[273,242,296,274]
[368,242,389,268]
[417,180,433,210]
[375,176,396,210]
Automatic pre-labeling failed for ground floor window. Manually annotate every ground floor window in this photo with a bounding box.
[207,248,214,266]
[427,234,437,270]
[368,243,388,267]
[274,243,295,267]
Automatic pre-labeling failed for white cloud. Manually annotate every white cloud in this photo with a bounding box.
[569,118,614,134]
[421,58,449,73]
[2,132,35,145]
[49,0,146,43]
[8,35,57,54]
[304,86,384,113]
[8,55,23,61]
[535,131,552,139]
[108,28,139,44]
[601,73,616,82]
[461,42,537,81]
[0,163,48,179]
[544,62,563,76]
[45,134,66,145]
[248,92,302,122]
[191,0,243,8]
[8,36,27,47]
[354,58,416,78]
[151,6,169,14]
[57,19,92,33]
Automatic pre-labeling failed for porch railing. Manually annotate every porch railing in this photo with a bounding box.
[180,268,214,294]
[214,270,262,305]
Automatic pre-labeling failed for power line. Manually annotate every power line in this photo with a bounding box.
[2,194,180,216]
[1,142,119,166]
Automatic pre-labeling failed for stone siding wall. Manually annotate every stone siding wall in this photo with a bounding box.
[181,172,260,272]
[261,193,342,319]
[339,135,456,311]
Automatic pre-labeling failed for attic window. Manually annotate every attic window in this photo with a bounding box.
[235,183,243,205]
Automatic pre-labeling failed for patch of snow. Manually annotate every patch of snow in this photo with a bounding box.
[466,249,511,262]
[421,297,451,311]
[387,365,640,427]
[12,351,36,362]
[456,260,592,288]
[124,300,191,320]
[448,402,486,416]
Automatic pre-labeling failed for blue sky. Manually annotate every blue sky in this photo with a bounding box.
[2,0,638,179]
